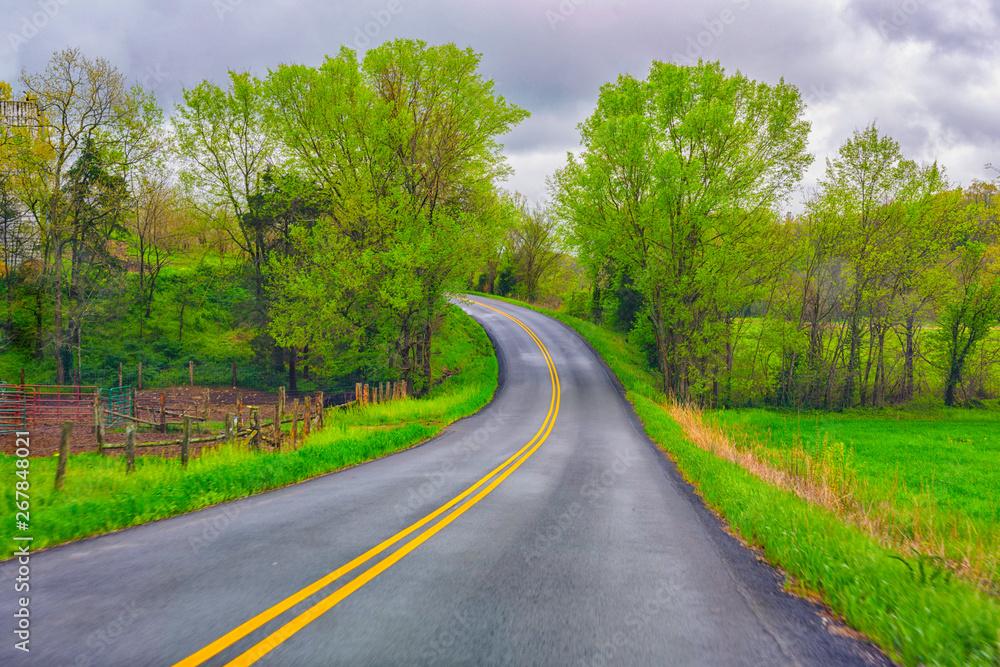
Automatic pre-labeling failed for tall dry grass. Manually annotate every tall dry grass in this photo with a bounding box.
[667,399,999,596]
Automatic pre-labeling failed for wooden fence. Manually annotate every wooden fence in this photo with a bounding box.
[50,379,410,488]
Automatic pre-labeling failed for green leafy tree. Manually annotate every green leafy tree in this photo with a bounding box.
[173,71,280,304]
[265,40,527,390]
[930,189,1000,406]
[19,48,142,382]
[809,124,956,407]
[554,60,811,403]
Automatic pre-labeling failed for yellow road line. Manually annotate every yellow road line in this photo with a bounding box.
[174,299,558,667]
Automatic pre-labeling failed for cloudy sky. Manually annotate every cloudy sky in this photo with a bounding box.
[3,0,998,210]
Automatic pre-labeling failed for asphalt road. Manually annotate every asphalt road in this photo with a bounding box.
[0,296,892,666]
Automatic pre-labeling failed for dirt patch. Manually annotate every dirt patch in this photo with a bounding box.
[0,385,309,457]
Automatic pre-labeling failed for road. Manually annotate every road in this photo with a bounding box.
[1,296,891,666]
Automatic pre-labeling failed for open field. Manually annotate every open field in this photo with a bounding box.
[714,407,1000,589]
[0,304,497,558]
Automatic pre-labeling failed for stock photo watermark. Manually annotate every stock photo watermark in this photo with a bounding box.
[672,0,751,66]
[393,407,509,521]
[70,601,144,667]
[213,0,244,22]
[11,431,32,653]
[353,0,405,50]
[579,576,679,667]
[545,0,586,31]
[419,610,472,664]
[521,447,640,565]
[138,64,171,89]
[188,503,244,555]
[6,0,72,54]
[875,0,928,39]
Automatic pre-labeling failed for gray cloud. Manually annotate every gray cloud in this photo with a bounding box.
[2,0,998,207]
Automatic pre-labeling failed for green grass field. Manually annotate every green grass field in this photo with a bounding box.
[1,304,497,559]
[712,407,1000,593]
[716,408,1000,526]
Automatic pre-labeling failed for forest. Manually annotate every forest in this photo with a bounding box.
[1,44,998,407]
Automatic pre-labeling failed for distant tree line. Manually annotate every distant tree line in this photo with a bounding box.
[3,49,998,406]
[1,42,530,393]
[553,61,1000,408]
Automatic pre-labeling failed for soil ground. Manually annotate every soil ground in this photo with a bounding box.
[0,385,334,457]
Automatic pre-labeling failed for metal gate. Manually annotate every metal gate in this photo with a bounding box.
[0,384,28,434]
[102,386,132,428]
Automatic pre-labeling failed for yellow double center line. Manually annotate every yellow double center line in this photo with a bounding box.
[174,300,560,666]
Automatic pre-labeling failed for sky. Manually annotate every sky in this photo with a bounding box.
[3,0,999,211]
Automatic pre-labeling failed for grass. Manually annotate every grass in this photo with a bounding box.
[1,303,497,559]
[711,407,1000,593]
[475,292,1000,666]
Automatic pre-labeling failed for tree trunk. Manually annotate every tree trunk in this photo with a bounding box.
[422,323,432,395]
[53,244,66,385]
[288,346,298,392]
[178,296,186,342]
[903,313,916,400]
[843,316,861,409]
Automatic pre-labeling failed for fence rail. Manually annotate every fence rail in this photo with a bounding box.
[0,386,28,434]
[20,385,99,424]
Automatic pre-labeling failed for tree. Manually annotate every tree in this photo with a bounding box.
[506,195,560,302]
[931,188,1000,406]
[808,124,955,407]
[265,40,527,390]
[131,174,185,333]
[19,48,140,383]
[554,60,811,403]
[173,71,280,305]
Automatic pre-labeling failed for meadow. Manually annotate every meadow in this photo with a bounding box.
[714,407,1000,591]
[0,304,497,558]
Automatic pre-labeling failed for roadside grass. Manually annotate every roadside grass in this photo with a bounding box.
[1,304,497,559]
[474,293,1000,666]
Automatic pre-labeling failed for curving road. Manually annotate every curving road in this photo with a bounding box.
[0,296,891,666]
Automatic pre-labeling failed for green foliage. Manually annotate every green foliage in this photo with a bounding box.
[716,408,1000,532]
[264,40,528,390]
[554,60,812,402]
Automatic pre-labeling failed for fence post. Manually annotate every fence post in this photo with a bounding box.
[126,425,135,473]
[317,391,324,429]
[250,407,260,451]
[273,404,281,449]
[55,421,71,491]
[203,389,210,425]
[304,397,311,438]
[189,360,194,387]
[118,361,122,388]
[138,361,142,391]
[224,412,233,440]
[277,387,285,439]
[181,416,191,468]
[291,399,299,450]
[93,400,105,454]
[131,387,137,419]
[160,392,166,433]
